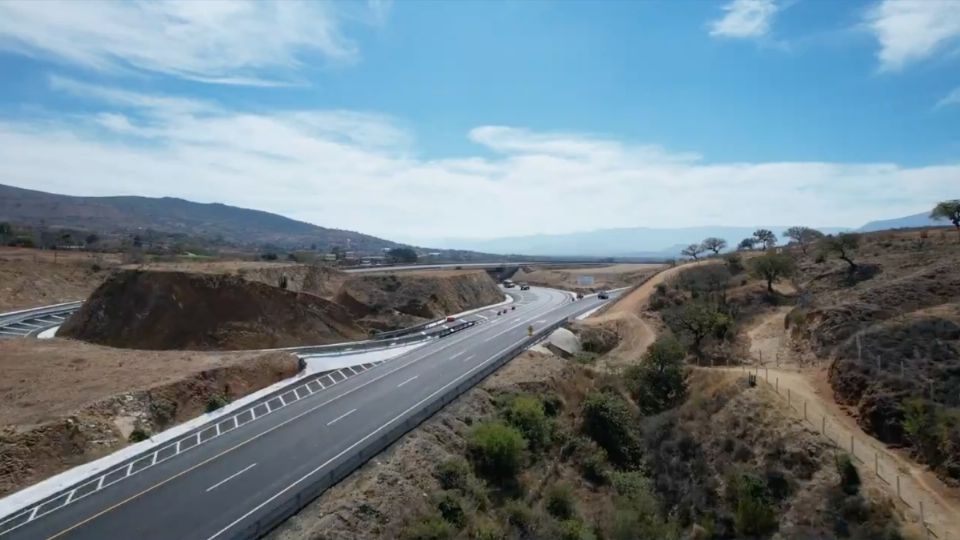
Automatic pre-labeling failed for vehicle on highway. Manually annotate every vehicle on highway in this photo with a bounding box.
[445,316,457,323]
[576,292,584,300]
[503,280,516,288]
[597,290,609,299]
[519,283,530,290]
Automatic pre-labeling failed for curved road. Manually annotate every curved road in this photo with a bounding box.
[5,286,608,540]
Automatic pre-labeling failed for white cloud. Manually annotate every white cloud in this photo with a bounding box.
[938,86,960,108]
[0,0,377,84]
[709,0,780,39]
[0,81,955,242]
[866,0,960,71]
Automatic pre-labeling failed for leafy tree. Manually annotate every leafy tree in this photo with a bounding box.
[624,336,688,414]
[581,391,640,467]
[545,483,576,519]
[737,237,756,251]
[665,302,732,361]
[680,243,705,261]
[84,233,100,246]
[701,237,727,255]
[749,252,796,292]
[467,422,526,482]
[783,226,824,254]
[931,200,960,242]
[388,246,418,263]
[820,233,860,271]
[752,229,777,249]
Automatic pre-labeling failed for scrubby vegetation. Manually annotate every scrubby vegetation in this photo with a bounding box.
[785,227,960,484]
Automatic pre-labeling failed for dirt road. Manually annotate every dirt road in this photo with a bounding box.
[738,308,960,538]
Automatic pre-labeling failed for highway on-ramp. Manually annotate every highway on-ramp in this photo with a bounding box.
[4,287,612,540]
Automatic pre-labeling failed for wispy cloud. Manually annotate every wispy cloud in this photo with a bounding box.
[865,0,960,71]
[0,1,378,85]
[709,0,780,39]
[0,80,954,241]
[937,86,960,108]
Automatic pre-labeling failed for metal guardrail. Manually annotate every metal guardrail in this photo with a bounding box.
[0,302,83,338]
[228,317,568,539]
[289,321,476,357]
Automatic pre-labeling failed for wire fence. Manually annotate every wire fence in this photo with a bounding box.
[228,318,568,539]
[741,365,953,540]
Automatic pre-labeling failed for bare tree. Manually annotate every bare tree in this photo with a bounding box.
[931,200,960,242]
[820,233,860,271]
[753,229,777,249]
[681,243,705,261]
[783,226,824,255]
[701,237,727,255]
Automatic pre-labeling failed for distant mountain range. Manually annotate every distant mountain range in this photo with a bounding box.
[0,183,402,252]
[2,183,950,258]
[425,225,850,257]
[427,211,953,257]
[856,211,944,232]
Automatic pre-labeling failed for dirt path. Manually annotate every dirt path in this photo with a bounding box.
[738,308,960,538]
[585,261,716,369]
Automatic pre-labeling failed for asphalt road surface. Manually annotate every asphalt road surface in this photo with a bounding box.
[6,286,611,540]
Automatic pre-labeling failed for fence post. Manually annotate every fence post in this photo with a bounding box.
[920,501,928,539]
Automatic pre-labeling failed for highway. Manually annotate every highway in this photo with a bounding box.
[3,286,612,540]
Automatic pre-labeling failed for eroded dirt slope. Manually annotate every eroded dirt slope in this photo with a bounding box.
[59,270,366,350]
[0,248,115,312]
[0,338,298,496]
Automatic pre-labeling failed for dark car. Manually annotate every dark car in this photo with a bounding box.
[597,290,609,300]
[519,284,530,290]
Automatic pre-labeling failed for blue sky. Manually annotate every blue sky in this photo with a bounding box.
[0,0,957,242]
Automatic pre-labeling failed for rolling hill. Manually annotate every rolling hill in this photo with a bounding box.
[0,183,401,253]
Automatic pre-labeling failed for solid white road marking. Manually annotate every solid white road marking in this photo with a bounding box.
[326,408,357,426]
[450,350,465,359]
[475,314,488,320]
[205,463,257,493]
[397,375,419,388]
[462,354,476,363]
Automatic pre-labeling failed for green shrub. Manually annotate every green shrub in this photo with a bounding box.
[732,474,777,536]
[581,391,639,467]
[545,483,576,519]
[467,422,526,482]
[580,446,609,484]
[206,393,230,413]
[541,392,564,416]
[503,395,551,451]
[624,336,687,415]
[434,491,468,528]
[402,515,453,540]
[470,517,506,540]
[436,458,472,491]
[556,519,595,540]
[503,500,536,534]
[836,454,861,495]
[149,397,177,427]
[128,427,151,442]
